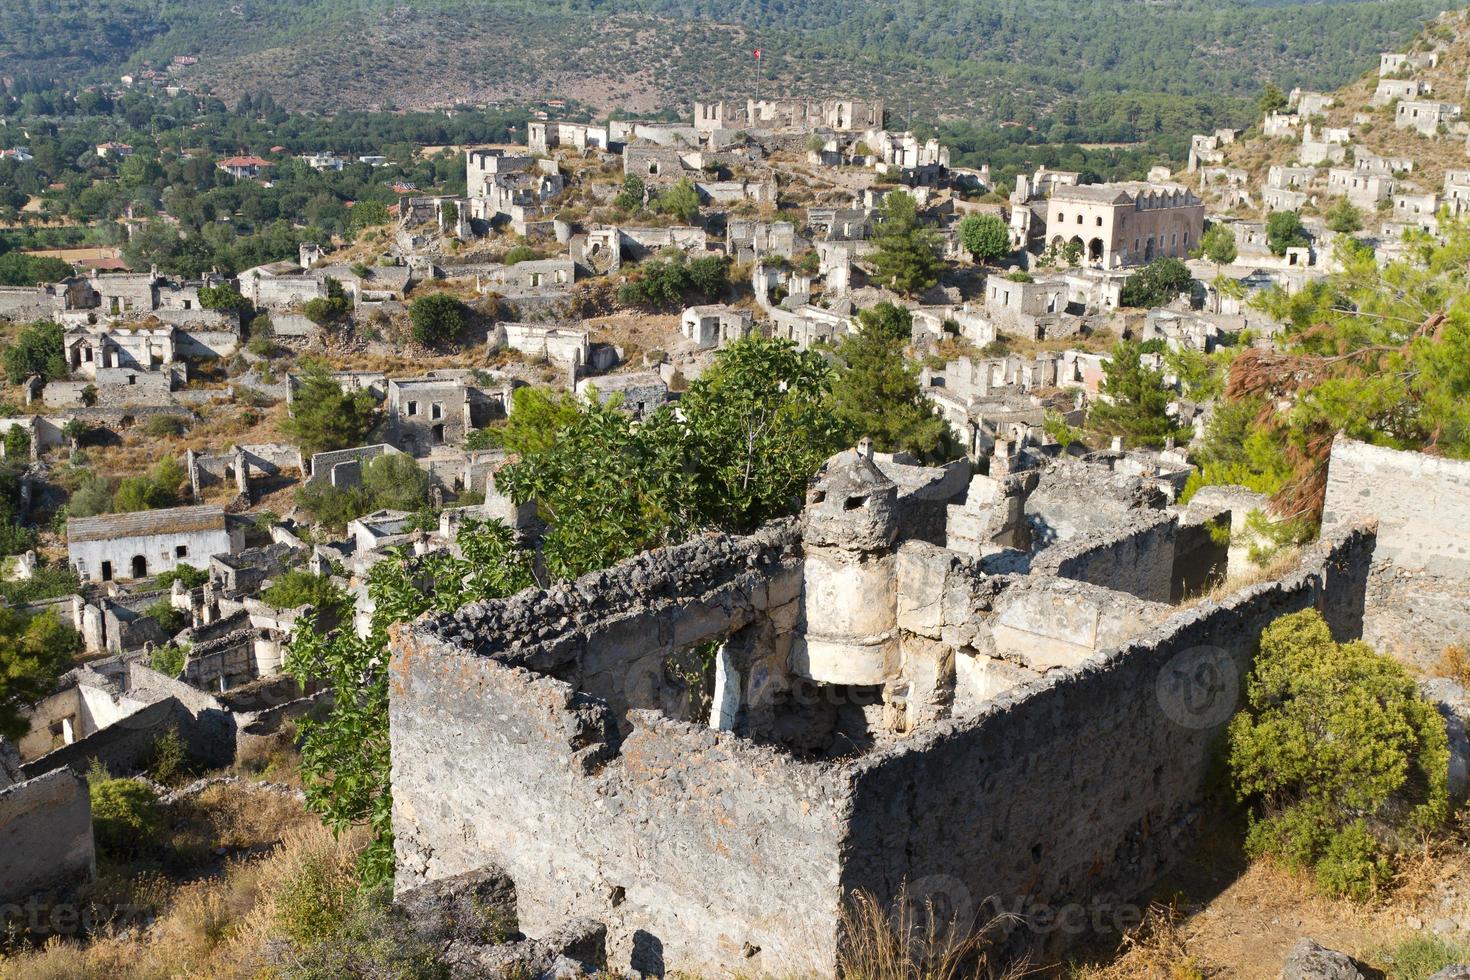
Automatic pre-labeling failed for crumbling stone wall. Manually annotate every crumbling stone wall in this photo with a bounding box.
[1322,435,1470,664]
[22,664,237,779]
[1032,513,1178,603]
[0,769,94,906]
[390,496,1374,973]
[841,528,1373,958]
[390,523,844,975]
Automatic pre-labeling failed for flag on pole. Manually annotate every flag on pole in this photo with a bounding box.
[753,48,761,60]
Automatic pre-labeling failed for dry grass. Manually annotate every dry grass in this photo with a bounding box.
[0,820,362,980]
[1066,905,1208,980]
[837,885,1027,980]
[1433,645,1470,687]
[1178,546,1304,609]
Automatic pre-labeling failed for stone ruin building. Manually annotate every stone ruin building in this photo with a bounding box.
[693,98,886,135]
[384,432,1470,974]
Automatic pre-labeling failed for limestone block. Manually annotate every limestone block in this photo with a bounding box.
[896,542,953,639]
[953,652,1039,715]
[392,863,518,946]
[991,591,1102,671]
[1279,938,1371,980]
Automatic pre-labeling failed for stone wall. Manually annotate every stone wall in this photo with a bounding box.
[390,507,1375,973]
[0,769,94,905]
[20,696,176,779]
[390,521,847,975]
[1032,513,1178,603]
[22,665,238,780]
[841,527,1373,958]
[0,287,62,322]
[1322,436,1470,663]
[390,640,846,976]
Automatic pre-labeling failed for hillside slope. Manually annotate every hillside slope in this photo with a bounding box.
[0,0,1451,122]
[1206,9,1470,226]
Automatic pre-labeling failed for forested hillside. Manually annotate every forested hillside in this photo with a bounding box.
[0,0,1449,131]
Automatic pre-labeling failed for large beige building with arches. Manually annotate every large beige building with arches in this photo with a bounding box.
[1043,182,1204,269]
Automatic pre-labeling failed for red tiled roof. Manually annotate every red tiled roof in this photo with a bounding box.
[218,155,271,168]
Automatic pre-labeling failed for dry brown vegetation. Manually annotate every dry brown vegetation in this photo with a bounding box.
[0,749,355,980]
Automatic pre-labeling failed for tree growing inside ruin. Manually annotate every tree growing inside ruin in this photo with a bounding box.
[3,426,29,461]
[956,213,1011,264]
[1196,223,1240,313]
[197,283,252,313]
[302,276,352,327]
[408,292,467,347]
[1325,199,1364,234]
[1265,210,1309,256]
[497,335,845,576]
[0,608,82,741]
[286,520,534,883]
[831,303,956,461]
[614,174,645,211]
[281,358,382,456]
[1119,256,1193,308]
[1229,609,1449,900]
[1197,222,1238,272]
[679,335,844,531]
[653,178,701,223]
[2,320,66,384]
[868,191,944,297]
[1087,340,1183,447]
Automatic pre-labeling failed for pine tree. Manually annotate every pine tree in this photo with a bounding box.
[1088,341,1182,447]
[831,303,954,460]
[868,192,944,297]
[281,358,383,455]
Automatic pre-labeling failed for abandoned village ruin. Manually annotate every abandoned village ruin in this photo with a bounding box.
[7,8,1470,971]
[387,433,1469,975]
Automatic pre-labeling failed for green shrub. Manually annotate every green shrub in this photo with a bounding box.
[283,882,447,979]
[154,564,208,591]
[262,570,347,619]
[4,425,30,460]
[149,643,186,677]
[614,174,645,211]
[408,292,467,347]
[90,778,163,860]
[274,843,358,945]
[1229,609,1450,900]
[146,598,186,636]
[463,427,502,451]
[142,414,189,438]
[147,726,190,786]
[112,456,183,513]
[502,244,541,265]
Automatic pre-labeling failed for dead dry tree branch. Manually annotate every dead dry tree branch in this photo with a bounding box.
[1224,312,1446,520]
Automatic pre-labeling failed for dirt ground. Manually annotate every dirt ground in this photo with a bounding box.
[1063,806,1470,979]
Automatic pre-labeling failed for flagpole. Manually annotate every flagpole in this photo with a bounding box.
[754,48,761,106]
